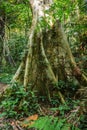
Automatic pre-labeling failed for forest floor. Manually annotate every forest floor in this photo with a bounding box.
[0,82,54,130]
[0,82,86,130]
[0,82,25,130]
[0,82,8,94]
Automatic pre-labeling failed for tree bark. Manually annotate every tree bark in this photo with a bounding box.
[0,8,5,65]
[0,7,15,66]
[12,0,87,104]
[55,20,87,86]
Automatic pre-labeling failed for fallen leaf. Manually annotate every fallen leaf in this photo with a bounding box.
[20,114,38,128]
[26,114,38,121]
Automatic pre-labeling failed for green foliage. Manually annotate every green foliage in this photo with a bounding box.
[56,80,66,89]
[30,116,80,130]
[54,79,79,98]
[0,73,13,83]
[50,98,60,107]
[58,104,70,116]
[0,83,39,118]
[79,114,87,130]
[8,33,27,63]
[51,0,76,21]
[0,0,30,29]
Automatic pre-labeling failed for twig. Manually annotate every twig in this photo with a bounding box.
[17,124,24,130]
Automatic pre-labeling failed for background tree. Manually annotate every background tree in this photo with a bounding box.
[0,3,5,65]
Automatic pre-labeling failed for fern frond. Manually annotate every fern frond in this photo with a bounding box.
[30,116,80,130]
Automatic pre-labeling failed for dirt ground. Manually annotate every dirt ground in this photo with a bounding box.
[0,82,8,94]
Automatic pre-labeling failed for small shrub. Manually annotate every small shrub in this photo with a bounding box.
[0,83,39,118]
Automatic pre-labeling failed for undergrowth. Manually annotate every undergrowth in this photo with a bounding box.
[0,80,86,130]
[0,83,39,118]
[29,116,80,130]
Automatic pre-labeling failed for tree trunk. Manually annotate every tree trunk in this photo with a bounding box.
[0,8,5,65]
[12,0,87,103]
[0,7,15,66]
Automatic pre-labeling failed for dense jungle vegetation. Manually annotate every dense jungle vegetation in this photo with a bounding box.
[0,0,87,130]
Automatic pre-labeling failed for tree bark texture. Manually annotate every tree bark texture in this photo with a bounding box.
[12,0,87,103]
[12,19,87,102]
[0,8,5,65]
